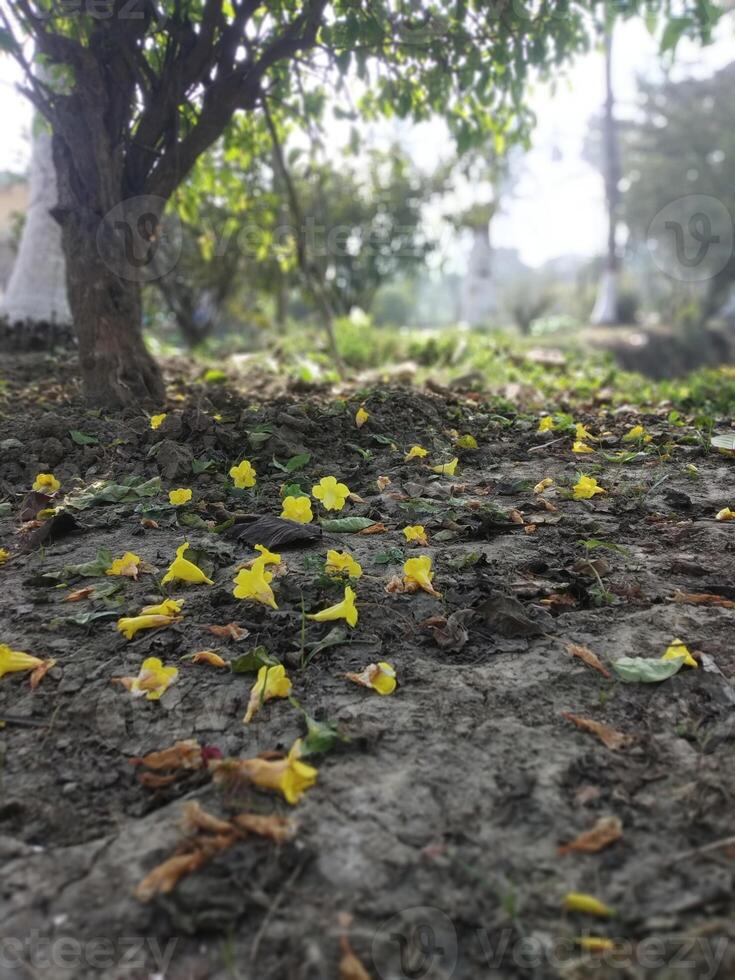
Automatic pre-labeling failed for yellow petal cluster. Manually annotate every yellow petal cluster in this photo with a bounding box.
[233,557,277,608]
[32,473,60,493]
[307,585,358,627]
[161,543,214,586]
[169,488,192,506]
[572,476,606,500]
[243,664,292,723]
[281,495,313,523]
[325,549,363,579]
[312,476,350,511]
[229,459,257,489]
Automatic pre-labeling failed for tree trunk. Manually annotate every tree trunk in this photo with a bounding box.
[591,29,620,326]
[1,128,71,329]
[60,208,165,407]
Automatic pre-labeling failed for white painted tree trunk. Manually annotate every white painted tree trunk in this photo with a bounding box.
[1,126,71,325]
[591,268,619,325]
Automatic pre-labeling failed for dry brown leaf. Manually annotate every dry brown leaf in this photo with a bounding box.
[64,586,95,603]
[189,650,230,669]
[562,712,632,750]
[385,574,407,594]
[140,518,159,529]
[524,524,538,535]
[376,475,392,491]
[358,522,388,534]
[670,590,735,609]
[232,812,296,843]
[135,852,207,903]
[348,492,366,504]
[566,643,612,679]
[557,816,623,856]
[205,622,250,641]
[540,593,577,610]
[339,936,372,980]
[508,508,525,525]
[129,739,203,771]
[29,658,56,690]
[536,497,558,513]
[138,772,179,789]
[182,801,234,835]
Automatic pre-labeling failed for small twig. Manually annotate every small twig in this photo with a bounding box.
[528,436,567,452]
[250,860,306,963]
[670,835,735,865]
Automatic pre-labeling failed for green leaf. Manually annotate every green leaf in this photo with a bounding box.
[301,626,349,666]
[65,477,161,510]
[613,656,686,683]
[286,452,311,472]
[373,547,404,565]
[320,516,376,533]
[711,434,735,455]
[447,550,480,570]
[62,549,113,579]
[661,17,692,54]
[290,698,349,756]
[230,646,279,674]
[178,512,210,530]
[346,443,372,460]
[0,502,11,518]
[203,368,227,384]
[63,609,120,627]
[191,458,215,474]
[69,429,98,446]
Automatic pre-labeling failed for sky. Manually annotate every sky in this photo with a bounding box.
[0,15,731,269]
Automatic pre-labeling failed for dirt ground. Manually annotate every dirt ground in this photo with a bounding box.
[1,353,734,980]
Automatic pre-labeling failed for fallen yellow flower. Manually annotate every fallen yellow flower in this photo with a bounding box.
[345,661,397,695]
[212,739,317,805]
[161,543,214,586]
[431,457,458,477]
[403,555,441,597]
[623,424,651,443]
[575,423,596,442]
[563,893,615,918]
[140,598,184,616]
[32,472,60,493]
[572,476,607,500]
[229,459,257,489]
[149,413,167,430]
[307,585,358,627]
[355,405,369,427]
[534,478,554,494]
[312,475,350,511]
[0,644,45,679]
[661,638,698,669]
[243,664,292,723]
[169,488,192,506]
[106,552,142,579]
[254,544,281,566]
[117,656,178,700]
[538,416,555,433]
[456,433,478,449]
[572,441,595,454]
[576,937,616,953]
[281,495,313,523]
[232,557,277,608]
[403,524,428,545]
[116,614,181,640]
[0,548,9,565]
[405,445,428,460]
[716,507,735,521]
[325,549,363,579]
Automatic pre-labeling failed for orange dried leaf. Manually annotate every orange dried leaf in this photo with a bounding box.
[181,802,233,835]
[508,508,525,525]
[358,522,387,535]
[135,852,206,903]
[557,816,623,856]
[64,586,95,603]
[29,658,56,690]
[670,590,735,609]
[376,476,392,491]
[562,712,632,749]
[232,812,296,843]
[129,739,203,771]
[189,650,230,669]
[566,643,612,679]
[205,622,250,641]
[140,518,159,529]
[138,772,179,789]
[339,936,372,980]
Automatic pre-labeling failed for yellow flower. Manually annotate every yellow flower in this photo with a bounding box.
[456,433,478,449]
[229,459,257,489]
[534,478,554,494]
[563,893,615,918]
[716,507,735,521]
[161,543,214,586]
[0,549,10,566]
[345,661,397,696]
[572,441,595,454]
[281,495,313,523]
[355,405,369,427]
[572,476,607,500]
[0,644,45,678]
[32,472,60,493]
[325,549,363,579]
[538,416,555,433]
[403,555,441,597]
[622,424,651,443]
[140,598,184,617]
[575,423,596,442]
[116,614,180,640]
[169,488,192,506]
[403,525,428,545]
[106,552,142,579]
[307,585,358,627]
[149,413,167,430]
[118,656,178,700]
[254,544,281,566]
[312,475,350,511]
[576,937,616,953]
[233,557,277,608]
[431,457,458,477]
[224,739,317,805]
[405,445,428,460]
[243,664,293,724]
[661,638,698,669]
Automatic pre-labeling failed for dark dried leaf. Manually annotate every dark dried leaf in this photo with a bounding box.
[226,514,322,549]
